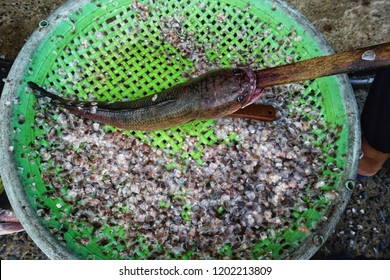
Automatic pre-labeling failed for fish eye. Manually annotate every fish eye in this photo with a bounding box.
[233,69,244,77]
[236,95,245,103]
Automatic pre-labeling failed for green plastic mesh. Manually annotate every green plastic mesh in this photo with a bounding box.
[9,0,354,259]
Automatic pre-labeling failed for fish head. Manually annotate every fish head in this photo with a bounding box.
[238,68,264,108]
[198,68,263,118]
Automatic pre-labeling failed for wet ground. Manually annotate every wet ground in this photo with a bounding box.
[0,0,389,259]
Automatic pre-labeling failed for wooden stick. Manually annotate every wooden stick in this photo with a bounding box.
[255,42,390,88]
[230,104,276,121]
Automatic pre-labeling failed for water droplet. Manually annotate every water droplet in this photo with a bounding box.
[361,50,376,61]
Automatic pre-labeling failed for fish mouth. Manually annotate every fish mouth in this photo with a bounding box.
[241,68,264,108]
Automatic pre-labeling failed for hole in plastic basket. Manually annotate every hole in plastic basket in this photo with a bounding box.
[312,234,324,247]
[39,20,49,28]
[344,179,355,191]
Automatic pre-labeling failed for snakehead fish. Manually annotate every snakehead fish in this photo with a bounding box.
[28,68,263,131]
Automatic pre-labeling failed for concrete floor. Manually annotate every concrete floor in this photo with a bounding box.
[0,0,389,259]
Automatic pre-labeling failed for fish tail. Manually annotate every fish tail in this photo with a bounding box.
[28,82,71,105]
[28,82,88,112]
[28,82,109,123]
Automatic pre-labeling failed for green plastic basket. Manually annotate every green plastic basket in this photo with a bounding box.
[0,0,359,259]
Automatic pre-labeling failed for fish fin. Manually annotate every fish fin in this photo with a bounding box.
[90,97,178,112]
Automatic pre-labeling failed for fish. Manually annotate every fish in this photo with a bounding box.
[28,68,263,131]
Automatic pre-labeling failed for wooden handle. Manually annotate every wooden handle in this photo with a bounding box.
[255,41,390,88]
[229,104,276,121]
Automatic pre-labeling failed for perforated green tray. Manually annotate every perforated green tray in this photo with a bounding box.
[0,0,359,259]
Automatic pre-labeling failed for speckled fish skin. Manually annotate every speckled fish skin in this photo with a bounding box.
[28,68,263,131]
